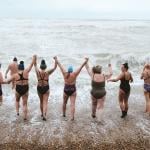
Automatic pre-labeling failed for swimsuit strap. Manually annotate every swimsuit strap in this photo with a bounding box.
[17,72,28,81]
[92,73,105,81]
[38,71,48,83]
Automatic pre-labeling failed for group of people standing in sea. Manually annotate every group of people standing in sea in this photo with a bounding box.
[0,55,150,121]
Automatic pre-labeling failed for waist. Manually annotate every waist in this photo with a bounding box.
[16,83,28,86]
[144,83,150,86]
[37,84,49,88]
[64,84,76,87]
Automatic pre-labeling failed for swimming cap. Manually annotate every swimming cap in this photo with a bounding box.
[18,61,24,70]
[68,66,73,73]
[40,59,47,70]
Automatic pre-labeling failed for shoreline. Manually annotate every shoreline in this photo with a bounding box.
[0,87,150,150]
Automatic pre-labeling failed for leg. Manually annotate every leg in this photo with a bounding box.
[15,92,21,115]
[123,92,130,113]
[97,97,105,121]
[42,92,50,120]
[0,95,2,105]
[70,92,77,121]
[119,90,125,111]
[144,92,149,112]
[91,96,97,118]
[38,92,43,116]
[22,93,29,120]
[119,90,127,118]
[97,96,105,110]
[147,92,150,114]
[63,93,69,117]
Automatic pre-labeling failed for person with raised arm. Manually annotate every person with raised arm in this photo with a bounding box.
[108,63,133,118]
[5,55,36,120]
[85,58,112,120]
[54,56,88,121]
[34,56,57,121]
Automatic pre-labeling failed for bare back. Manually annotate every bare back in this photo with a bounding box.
[64,72,77,85]
[13,69,29,85]
[9,62,18,75]
[92,73,105,82]
[36,70,49,86]
[124,71,132,81]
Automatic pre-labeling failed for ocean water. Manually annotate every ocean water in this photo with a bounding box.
[0,19,150,92]
[0,19,150,107]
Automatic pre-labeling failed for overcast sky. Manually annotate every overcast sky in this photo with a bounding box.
[0,0,150,19]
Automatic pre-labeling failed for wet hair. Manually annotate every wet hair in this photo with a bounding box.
[13,57,17,61]
[123,63,129,70]
[92,65,102,74]
[18,61,24,70]
[40,60,47,70]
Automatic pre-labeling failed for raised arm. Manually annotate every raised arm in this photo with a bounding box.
[0,72,3,84]
[33,55,39,76]
[85,59,93,78]
[105,64,113,80]
[26,55,36,73]
[5,65,10,79]
[55,57,66,76]
[47,57,57,75]
[108,73,124,82]
[74,58,88,77]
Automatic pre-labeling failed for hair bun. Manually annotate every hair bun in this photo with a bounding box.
[123,62,129,70]
[20,61,24,65]
[41,60,45,64]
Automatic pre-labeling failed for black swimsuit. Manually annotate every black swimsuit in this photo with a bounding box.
[120,75,130,94]
[16,73,29,96]
[0,85,2,96]
[64,84,76,96]
[37,71,49,95]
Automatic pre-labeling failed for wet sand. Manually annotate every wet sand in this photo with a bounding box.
[0,86,150,150]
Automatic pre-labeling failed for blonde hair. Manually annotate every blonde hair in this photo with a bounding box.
[92,65,102,74]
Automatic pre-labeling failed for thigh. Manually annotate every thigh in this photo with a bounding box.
[119,89,124,102]
[97,96,105,107]
[70,92,77,105]
[43,92,50,103]
[63,93,69,104]
[91,95,97,105]
[15,92,21,102]
[22,93,29,105]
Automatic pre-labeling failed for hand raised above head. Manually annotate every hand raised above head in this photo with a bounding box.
[53,56,57,60]
[85,57,89,62]
[108,64,112,67]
